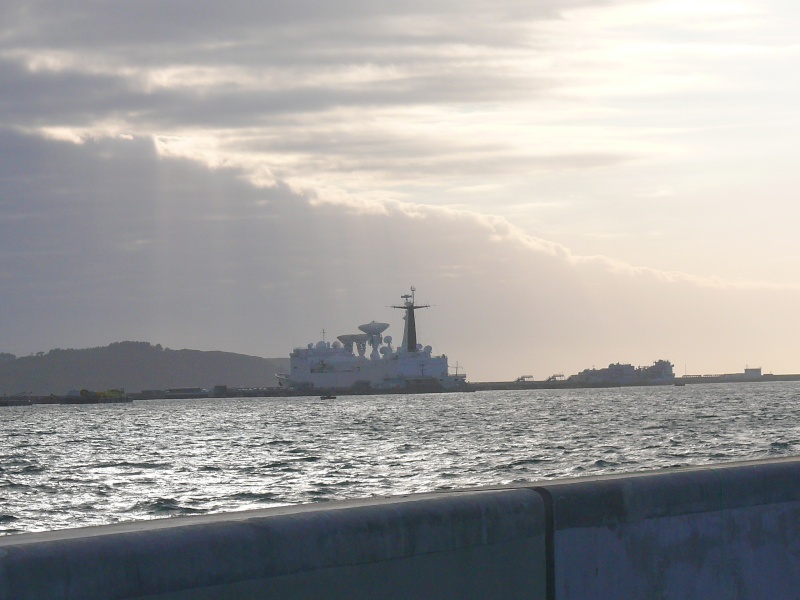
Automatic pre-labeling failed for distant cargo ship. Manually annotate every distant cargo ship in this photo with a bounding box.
[277,288,467,393]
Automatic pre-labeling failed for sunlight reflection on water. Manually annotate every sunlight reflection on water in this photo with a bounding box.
[1,381,799,534]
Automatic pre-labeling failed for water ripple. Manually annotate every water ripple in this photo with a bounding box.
[1,381,799,534]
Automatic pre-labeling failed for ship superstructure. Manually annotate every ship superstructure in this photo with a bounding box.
[278,288,467,392]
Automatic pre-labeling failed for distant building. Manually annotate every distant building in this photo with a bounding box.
[569,360,675,386]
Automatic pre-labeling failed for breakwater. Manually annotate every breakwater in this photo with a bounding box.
[5,373,800,406]
[2,456,799,599]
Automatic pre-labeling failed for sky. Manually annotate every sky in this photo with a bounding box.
[1,0,799,382]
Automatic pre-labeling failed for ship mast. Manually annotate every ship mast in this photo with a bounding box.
[392,287,429,353]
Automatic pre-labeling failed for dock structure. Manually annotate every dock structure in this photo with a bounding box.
[3,457,800,598]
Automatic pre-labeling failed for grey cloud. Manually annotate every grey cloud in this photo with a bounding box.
[0,53,579,192]
[4,0,798,378]
[0,59,141,125]
[0,0,600,176]
[0,0,624,110]
[233,125,632,181]
[0,45,557,128]
[0,129,619,369]
[2,130,797,381]
[0,129,321,353]
[2,1,608,51]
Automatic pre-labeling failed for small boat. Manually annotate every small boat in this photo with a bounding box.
[319,394,337,400]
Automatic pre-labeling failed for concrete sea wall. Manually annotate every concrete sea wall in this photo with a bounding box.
[2,457,800,599]
[537,458,800,599]
[0,491,546,600]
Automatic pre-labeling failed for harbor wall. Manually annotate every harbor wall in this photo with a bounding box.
[0,490,546,600]
[538,457,800,599]
[2,457,800,599]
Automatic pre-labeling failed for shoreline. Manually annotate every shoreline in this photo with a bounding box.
[4,373,800,406]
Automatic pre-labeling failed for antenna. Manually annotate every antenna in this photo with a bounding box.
[392,287,430,353]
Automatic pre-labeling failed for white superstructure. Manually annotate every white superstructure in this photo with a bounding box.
[278,288,467,391]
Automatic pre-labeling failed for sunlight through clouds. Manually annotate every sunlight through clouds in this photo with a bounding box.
[2,0,800,377]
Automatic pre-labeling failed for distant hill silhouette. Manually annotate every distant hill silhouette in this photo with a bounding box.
[0,342,289,396]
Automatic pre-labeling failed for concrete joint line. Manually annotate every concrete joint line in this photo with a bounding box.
[532,487,555,600]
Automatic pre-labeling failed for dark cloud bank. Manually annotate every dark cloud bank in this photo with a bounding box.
[1,129,797,379]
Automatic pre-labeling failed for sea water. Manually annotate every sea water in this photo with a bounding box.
[2,381,799,535]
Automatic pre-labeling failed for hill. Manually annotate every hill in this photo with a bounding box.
[0,342,289,396]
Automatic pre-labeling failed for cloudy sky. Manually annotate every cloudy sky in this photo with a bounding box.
[2,0,799,381]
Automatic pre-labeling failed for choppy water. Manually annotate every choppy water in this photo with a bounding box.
[2,382,799,535]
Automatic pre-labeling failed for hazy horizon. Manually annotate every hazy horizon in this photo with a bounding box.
[2,0,799,381]
[2,340,794,382]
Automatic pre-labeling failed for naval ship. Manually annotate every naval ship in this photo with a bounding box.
[277,288,468,393]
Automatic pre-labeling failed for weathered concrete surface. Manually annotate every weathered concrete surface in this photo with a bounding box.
[0,489,546,600]
[534,457,800,599]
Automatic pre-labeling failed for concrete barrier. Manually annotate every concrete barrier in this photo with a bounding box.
[534,457,800,599]
[0,490,546,600]
[2,457,800,599]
